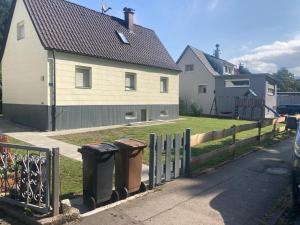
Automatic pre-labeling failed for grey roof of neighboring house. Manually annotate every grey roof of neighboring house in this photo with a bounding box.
[177,45,235,76]
[1,0,180,72]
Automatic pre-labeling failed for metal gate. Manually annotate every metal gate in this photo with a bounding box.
[0,142,60,215]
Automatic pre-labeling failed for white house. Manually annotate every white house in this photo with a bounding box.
[177,45,237,115]
[0,0,181,130]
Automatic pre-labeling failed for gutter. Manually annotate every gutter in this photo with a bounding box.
[51,50,57,131]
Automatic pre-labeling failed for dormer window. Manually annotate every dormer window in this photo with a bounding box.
[116,31,129,44]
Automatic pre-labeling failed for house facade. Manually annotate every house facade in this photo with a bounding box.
[177,45,236,115]
[215,74,277,119]
[1,0,180,130]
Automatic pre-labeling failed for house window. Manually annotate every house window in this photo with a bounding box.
[225,79,250,88]
[17,21,25,40]
[185,64,194,72]
[75,66,91,88]
[116,31,129,44]
[160,77,169,93]
[160,110,169,117]
[267,87,275,96]
[198,85,207,94]
[125,112,137,120]
[125,73,136,91]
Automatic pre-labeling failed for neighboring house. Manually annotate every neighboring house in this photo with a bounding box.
[177,45,237,115]
[215,74,277,120]
[0,0,180,131]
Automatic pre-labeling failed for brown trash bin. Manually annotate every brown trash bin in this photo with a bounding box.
[114,138,147,199]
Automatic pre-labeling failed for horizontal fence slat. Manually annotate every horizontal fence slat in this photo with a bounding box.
[191,132,213,146]
[191,136,258,164]
[261,119,273,128]
[0,143,50,153]
[236,123,258,132]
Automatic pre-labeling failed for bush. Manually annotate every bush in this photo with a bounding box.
[190,103,203,116]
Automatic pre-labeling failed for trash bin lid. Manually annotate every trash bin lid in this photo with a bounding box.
[114,138,147,149]
[79,143,119,154]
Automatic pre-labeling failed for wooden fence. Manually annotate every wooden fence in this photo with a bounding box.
[148,129,191,189]
[190,117,287,165]
[148,117,287,189]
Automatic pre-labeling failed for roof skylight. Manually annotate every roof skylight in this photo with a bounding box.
[116,31,129,44]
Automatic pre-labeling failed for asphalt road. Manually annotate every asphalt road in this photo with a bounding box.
[78,138,293,225]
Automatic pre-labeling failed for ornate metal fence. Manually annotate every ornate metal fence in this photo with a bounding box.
[0,142,60,215]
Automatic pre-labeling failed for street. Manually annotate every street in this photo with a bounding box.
[77,138,293,225]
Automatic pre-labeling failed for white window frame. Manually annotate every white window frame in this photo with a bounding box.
[160,77,169,93]
[125,112,137,120]
[75,66,92,89]
[225,79,250,88]
[125,73,137,91]
[185,64,194,72]
[17,21,25,40]
[160,110,169,117]
[198,85,207,94]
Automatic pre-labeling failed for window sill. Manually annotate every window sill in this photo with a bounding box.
[75,87,92,89]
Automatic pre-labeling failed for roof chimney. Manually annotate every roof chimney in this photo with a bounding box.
[214,44,220,59]
[123,7,135,32]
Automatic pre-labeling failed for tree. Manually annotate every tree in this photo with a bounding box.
[238,63,251,74]
[0,0,13,50]
[272,68,297,92]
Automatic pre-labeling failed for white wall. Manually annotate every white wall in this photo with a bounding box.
[54,52,179,106]
[2,0,48,105]
[177,48,215,114]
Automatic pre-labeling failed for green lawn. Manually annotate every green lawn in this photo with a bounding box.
[52,116,252,163]
[4,116,287,198]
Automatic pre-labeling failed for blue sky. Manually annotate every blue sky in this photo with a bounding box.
[69,0,300,75]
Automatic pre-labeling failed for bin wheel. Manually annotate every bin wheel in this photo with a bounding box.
[111,190,120,203]
[119,187,129,200]
[139,182,147,193]
[86,196,96,210]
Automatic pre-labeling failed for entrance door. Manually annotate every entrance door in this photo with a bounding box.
[141,109,147,122]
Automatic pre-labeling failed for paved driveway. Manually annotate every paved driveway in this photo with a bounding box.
[77,138,293,225]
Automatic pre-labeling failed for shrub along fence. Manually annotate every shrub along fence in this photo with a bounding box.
[148,117,287,188]
[0,139,60,216]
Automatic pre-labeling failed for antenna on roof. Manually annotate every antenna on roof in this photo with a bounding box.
[101,0,112,14]
[214,44,221,59]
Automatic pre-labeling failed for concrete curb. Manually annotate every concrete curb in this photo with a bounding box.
[0,204,80,225]
[80,189,155,218]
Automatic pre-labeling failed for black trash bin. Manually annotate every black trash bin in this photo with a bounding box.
[78,143,119,210]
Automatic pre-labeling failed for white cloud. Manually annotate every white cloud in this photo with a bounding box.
[231,35,300,75]
[208,0,219,11]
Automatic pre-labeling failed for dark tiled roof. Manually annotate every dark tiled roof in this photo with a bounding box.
[204,53,235,75]
[22,0,180,72]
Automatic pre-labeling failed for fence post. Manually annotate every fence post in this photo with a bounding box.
[257,121,262,142]
[272,119,277,136]
[231,125,236,145]
[52,148,60,216]
[185,129,191,177]
[149,134,156,190]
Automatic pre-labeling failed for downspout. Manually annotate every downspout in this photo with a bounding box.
[51,50,57,131]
